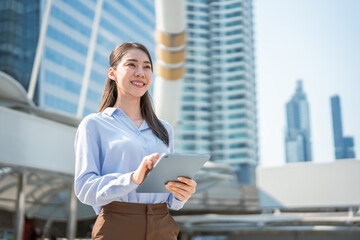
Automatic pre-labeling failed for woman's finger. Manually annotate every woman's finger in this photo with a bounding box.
[168,181,194,194]
[166,185,188,201]
[177,177,197,188]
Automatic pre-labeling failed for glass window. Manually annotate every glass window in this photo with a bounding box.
[62,0,94,19]
[227,84,245,90]
[182,144,196,151]
[181,124,196,131]
[229,153,247,159]
[228,94,244,100]
[229,143,247,149]
[211,154,224,161]
[226,57,244,63]
[226,38,243,45]
[87,88,101,103]
[229,123,246,129]
[102,1,153,41]
[228,113,246,119]
[44,70,80,94]
[45,47,84,74]
[227,75,245,82]
[51,5,91,37]
[47,26,88,55]
[182,105,196,111]
[225,20,243,27]
[229,133,247,139]
[182,115,196,121]
[90,69,106,85]
[44,93,77,114]
[226,47,243,54]
[225,11,242,18]
[182,95,195,101]
[225,2,242,10]
[183,134,196,140]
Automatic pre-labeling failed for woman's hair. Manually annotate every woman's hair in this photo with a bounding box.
[99,42,169,146]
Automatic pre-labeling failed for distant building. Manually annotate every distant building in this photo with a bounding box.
[330,95,355,159]
[176,0,258,184]
[285,80,312,163]
[0,0,155,116]
[0,1,40,103]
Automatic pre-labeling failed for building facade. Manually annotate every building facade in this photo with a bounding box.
[0,0,40,103]
[330,95,355,159]
[175,0,258,184]
[0,0,155,117]
[285,80,312,163]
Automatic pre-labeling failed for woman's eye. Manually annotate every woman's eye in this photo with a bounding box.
[145,65,151,69]
[127,63,135,67]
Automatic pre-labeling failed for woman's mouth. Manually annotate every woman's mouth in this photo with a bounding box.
[131,81,145,87]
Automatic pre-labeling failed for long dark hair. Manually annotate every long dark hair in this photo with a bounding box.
[99,42,169,146]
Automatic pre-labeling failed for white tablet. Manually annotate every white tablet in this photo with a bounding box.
[136,153,210,193]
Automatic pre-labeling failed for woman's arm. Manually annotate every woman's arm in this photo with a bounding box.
[74,118,162,207]
[74,120,137,207]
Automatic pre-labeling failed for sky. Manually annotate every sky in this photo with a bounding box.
[254,0,360,166]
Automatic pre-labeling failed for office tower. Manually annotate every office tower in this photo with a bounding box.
[0,0,155,116]
[285,80,312,163]
[330,95,356,159]
[0,0,40,103]
[176,0,258,184]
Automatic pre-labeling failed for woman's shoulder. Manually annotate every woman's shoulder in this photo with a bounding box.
[78,112,103,130]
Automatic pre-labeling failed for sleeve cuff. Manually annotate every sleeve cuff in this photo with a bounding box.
[168,193,187,210]
[116,171,138,192]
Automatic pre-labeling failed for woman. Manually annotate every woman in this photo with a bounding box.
[74,42,196,239]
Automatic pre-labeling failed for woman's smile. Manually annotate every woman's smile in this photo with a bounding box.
[131,80,146,88]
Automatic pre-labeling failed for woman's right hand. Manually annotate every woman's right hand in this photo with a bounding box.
[131,153,160,185]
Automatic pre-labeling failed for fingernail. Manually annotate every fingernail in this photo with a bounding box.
[177,177,181,181]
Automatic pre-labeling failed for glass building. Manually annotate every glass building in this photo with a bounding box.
[330,95,355,159]
[0,0,40,103]
[176,0,258,184]
[0,0,155,116]
[285,80,312,163]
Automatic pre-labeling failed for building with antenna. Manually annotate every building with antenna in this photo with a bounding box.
[285,80,312,163]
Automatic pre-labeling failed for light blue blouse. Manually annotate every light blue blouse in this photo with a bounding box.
[74,107,185,214]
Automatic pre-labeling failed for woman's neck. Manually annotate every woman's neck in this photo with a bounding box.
[113,95,142,121]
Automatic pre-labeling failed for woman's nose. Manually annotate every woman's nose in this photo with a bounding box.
[135,67,145,77]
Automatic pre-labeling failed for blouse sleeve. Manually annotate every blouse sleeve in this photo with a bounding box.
[74,117,138,208]
[164,122,187,210]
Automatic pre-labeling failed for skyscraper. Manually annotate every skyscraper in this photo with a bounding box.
[0,0,40,103]
[0,0,155,117]
[176,0,258,184]
[285,80,312,163]
[330,95,356,159]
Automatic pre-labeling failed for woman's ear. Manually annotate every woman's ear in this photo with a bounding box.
[108,67,116,81]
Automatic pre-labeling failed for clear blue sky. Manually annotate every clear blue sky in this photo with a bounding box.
[254,0,360,166]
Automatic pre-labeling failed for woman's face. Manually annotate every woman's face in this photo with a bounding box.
[109,48,152,99]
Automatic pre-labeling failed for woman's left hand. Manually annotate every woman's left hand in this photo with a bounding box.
[165,177,197,202]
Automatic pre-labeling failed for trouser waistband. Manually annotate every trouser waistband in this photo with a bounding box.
[102,201,169,215]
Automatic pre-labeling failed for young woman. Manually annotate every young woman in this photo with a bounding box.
[74,42,197,239]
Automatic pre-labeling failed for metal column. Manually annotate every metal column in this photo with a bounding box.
[15,172,27,240]
[27,0,52,100]
[67,183,77,240]
[76,0,104,118]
